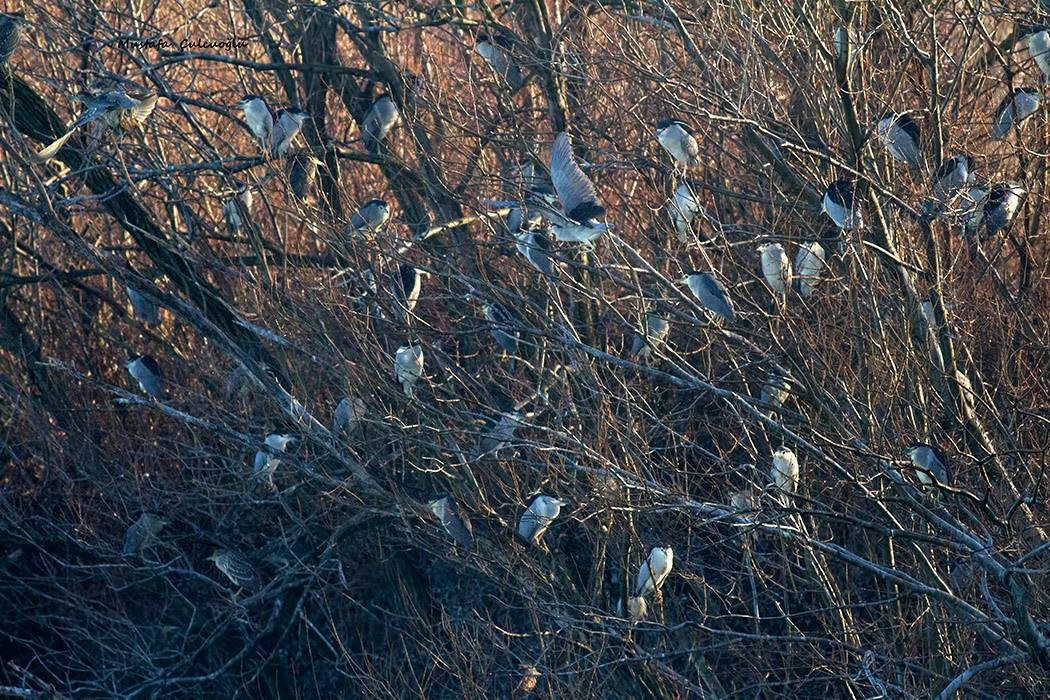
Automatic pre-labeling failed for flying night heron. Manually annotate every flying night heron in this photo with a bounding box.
[793,241,826,299]
[393,264,429,321]
[126,355,164,400]
[993,87,1042,138]
[1028,28,1050,82]
[223,183,254,235]
[823,180,864,230]
[126,287,160,325]
[207,549,259,591]
[635,545,674,597]
[530,132,608,244]
[234,94,273,152]
[874,112,922,169]
[517,494,568,546]
[346,198,391,238]
[669,182,704,243]
[394,344,424,398]
[630,312,670,361]
[35,89,159,162]
[757,242,791,307]
[123,512,168,556]
[770,447,800,502]
[428,495,474,548]
[287,152,322,199]
[679,271,735,323]
[362,93,402,153]
[516,225,558,277]
[0,12,28,66]
[654,119,702,169]
[905,442,949,487]
[270,107,309,157]
[475,32,522,91]
[253,433,297,489]
[333,396,367,437]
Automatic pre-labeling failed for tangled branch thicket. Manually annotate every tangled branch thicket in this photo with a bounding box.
[0,0,1048,697]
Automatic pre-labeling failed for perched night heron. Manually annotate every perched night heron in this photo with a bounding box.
[465,295,518,355]
[394,344,424,398]
[126,287,160,325]
[516,225,558,277]
[680,271,735,322]
[207,549,259,591]
[993,87,1042,138]
[654,119,702,168]
[975,181,1025,239]
[635,546,674,597]
[961,186,990,238]
[475,32,522,91]
[0,12,28,65]
[270,107,309,157]
[875,112,922,169]
[223,183,254,234]
[627,595,648,621]
[931,154,975,211]
[730,490,756,513]
[126,355,164,400]
[393,264,429,321]
[770,447,800,500]
[123,512,168,556]
[630,312,670,361]
[253,433,297,489]
[517,494,568,545]
[905,442,949,487]
[234,95,273,152]
[362,93,401,153]
[669,182,704,242]
[480,410,524,453]
[794,241,826,299]
[345,198,390,238]
[287,152,322,199]
[428,495,474,548]
[761,374,792,413]
[757,242,791,306]
[1029,28,1050,82]
[823,180,863,230]
[35,89,159,162]
[532,132,608,244]
[333,396,367,437]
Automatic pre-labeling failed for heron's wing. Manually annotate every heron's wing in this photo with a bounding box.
[129,94,159,123]
[679,130,701,163]
[549,132,603,220]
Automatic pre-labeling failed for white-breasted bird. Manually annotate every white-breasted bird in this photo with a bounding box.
[475,33,522,91]
[1029,29,1050,82]
[823,180,864,230]
[757,242,792,306]
[253,433,296,488]
[931,155,975,211]
[534,132,608,243]
[333,396,367,437]
[635,546,674,597]
[223,183,254,234]
[794,241,826,299]
[630,313,670,360]
[393,265,429,321]
[515,226,558,277]
[680,271,735,322]
[761,374,792,412]
[770,446,800,500]
[961,186,990,238]
[517,494,568,545]
[875,112,922,169]
[234,95,273,152]
[905,442,949,487]
[126,355,164,400]
[428,495,474,548]
[627,595,648,620]
[126,287,160,325]
[669,182,704,242]
[270,108,309,157]
[394,344,424,398]
[654,119,702,168]
[993,87,1042,138]
[346,198,390,237]
[362,93,401,153]
[976,181,1025,240]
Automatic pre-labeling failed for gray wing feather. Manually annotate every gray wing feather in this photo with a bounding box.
[549,132,600,217]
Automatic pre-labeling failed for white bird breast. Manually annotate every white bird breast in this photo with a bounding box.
[771,449,799,492]
[657,124,694,165]
[759,244,790,293]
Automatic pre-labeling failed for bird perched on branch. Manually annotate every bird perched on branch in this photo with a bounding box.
[475,32,522,91]
[428,495,474,548]
[823,180,864,230]
[630,313,670,361]
[669,182,704,242]
[253,433,296,490]
[287,152,322,199]
[126,287,160,325]
[972,182,1025,240]
[654,119,702,168]
[270,107,309,157]
[333,396,367,437]
[761,374,792,414]
[394,344,424,398]
[362,93,401,153]
[993,88,1042,138]
[875,112,922,169]
[635,546,674,597]
[905,443,949,487]
[1028,28,1050,82]
[680,271,735,323]
[126,355,164,400]
[532,132,609,244]
[465,292,519,356]
[517,494,568,546]
[757,242,791,307]
[345,198,390,238]
[770,446,800,501]
[930,154,975,215]
[123,513,168,556]
[794,241,826,299]
[234,95,273,152]
[223,183,254,234]
[34,89,159,162]
[0,12,29,66]
[207,549,259,592]
[393,265,429,322]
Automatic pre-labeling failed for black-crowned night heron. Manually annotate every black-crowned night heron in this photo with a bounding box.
[123,512,168,556]
[465,293,518,355]
[761,374,792,413]
[394,344,424,398]
[793,241,826,299]
[532,132,608,243]
[516,494,568,545]
[679,271,735,322]
[823,180,863,230]
[223,183,254,234]
[207,549,259,591]
[931,154,975,211]
[905,442,949,487]
[475,32,522,91]
[993,87,1042,138]
[975,181,1025,239]
[362,93,401,153]
[480,410,525,453]
[270,107,309,157]
[333,396,367,437]
[516,225,558,277]
[393,264,429,321]
[253,433,296,488]
[654,119,702,168]
[961,186,990,238]
[428,495,474,548]
[234,95,273,152]
[770,446,799,501]
[635,545,674,597]
[626,595,648,620]
[0,12,28,65]
[630,312,670,360]
[126,355,164,400]
[287,152,322,199]
[126,287,160,325]
[35,89,159,162]
[669,182,703,243]
[346,198,390,238]
[757,242,791,306]
[1029,28,1050,82]
[875,112,922,169]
